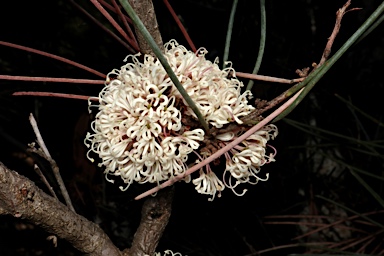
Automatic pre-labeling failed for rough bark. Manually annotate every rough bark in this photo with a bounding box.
[128,0,164,54]
[0,162,122,256]
[129,188,174,256]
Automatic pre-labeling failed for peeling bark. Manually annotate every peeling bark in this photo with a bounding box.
[0,162,122,256]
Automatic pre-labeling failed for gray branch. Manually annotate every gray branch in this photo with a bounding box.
[0,162,122,256]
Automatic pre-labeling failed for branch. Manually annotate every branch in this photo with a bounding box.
[116,1,174,255]
[129,188,174,255]
[0,162,122,256]
[127,0,163,55]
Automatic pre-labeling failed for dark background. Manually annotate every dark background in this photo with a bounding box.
[1,0,383,255]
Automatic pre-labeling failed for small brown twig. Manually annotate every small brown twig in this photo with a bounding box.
[318,0,361,67]
[241,0,361,125]
[29,114,76,213]
[32,163,58,200]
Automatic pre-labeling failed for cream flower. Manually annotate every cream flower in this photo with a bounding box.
[85,40,278,200]
[192,169,225,201]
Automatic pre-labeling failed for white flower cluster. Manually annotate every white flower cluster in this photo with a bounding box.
[85,40,278,198]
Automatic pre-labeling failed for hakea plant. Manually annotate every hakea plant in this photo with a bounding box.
[85,39,278,200]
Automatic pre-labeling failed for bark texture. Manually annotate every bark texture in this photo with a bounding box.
[0,162,122,256]
[128,0,164,54]
[129,188,174,255]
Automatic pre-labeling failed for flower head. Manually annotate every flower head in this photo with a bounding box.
[85,40,278,199]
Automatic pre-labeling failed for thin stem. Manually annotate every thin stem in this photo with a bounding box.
[223,0,238,68]
[163,0,196,52]
[90,0,139,51]
[70,0,136,52]
[0,41,105,78]
[0,75,104,84]
[29,114,76,212]
[236,72,304,84]
[350,170,384,209]
[13,91,97,101]
[272,64,326,122]
[97,0,137,43]
[110,0,139,48]
[118,0,210,133]
[317,195,384,229]
[335,94,384,128]
[32,163,59,200]
[355,12,384,45]
[246,0,266,91]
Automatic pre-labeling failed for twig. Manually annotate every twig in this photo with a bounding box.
[29,114,75,212]
[246,0,363,124]
[318,0,361,67]
[0,75,104,84]
[135,87,304,200]
[0,41,105,78]
[32,163,58,200]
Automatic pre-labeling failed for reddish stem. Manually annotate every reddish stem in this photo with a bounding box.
[0,75,104,84]
[163,0,197,52]
[13,92,98,101]
[0,41,105,78]
[110,0,138,47]
[90,0,139,51]
[70,0,136,52]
